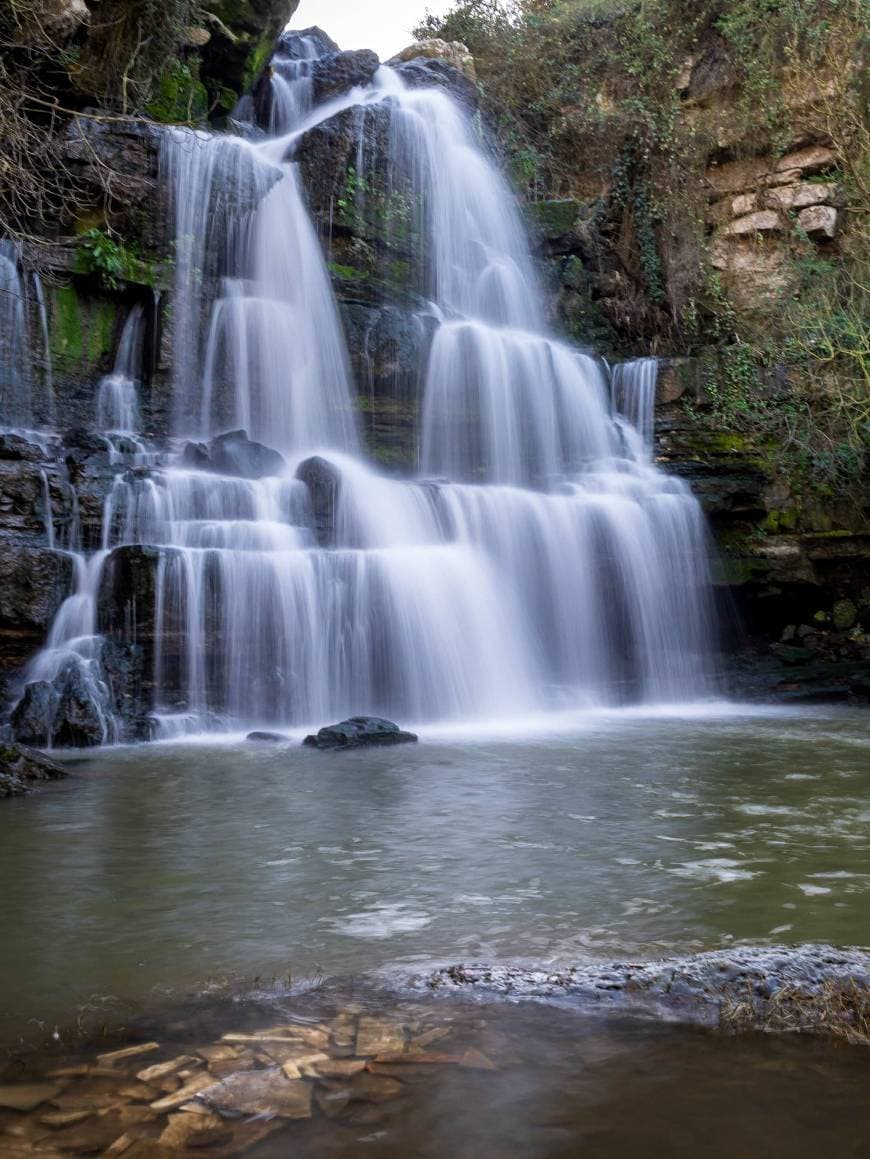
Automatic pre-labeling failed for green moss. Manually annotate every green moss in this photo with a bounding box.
[527,199,580,238]
[242,31,275,93]
[763,509,799,534]
[146,60,208,124]
[49,286,118,375]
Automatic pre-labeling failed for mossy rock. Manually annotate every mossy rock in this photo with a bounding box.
[147,60,209,123]
[528,199,580,239]
[49,286,119,377]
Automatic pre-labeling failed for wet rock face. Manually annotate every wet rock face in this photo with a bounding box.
[278,26,339,59]
[304,717,419,750]
[296,456,341,547]
[312,49,380,103]
[197,0,301,107]
[0,546,74,698]
[391,56,478,109]
[0,742,67,798]
[180,430,287,479]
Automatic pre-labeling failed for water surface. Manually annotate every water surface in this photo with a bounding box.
[1,705,868,1033]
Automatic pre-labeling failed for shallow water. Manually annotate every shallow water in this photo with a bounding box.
[1,705,868,1033]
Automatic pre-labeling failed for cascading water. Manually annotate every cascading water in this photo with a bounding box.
[612,356,659,457]
[97,302,145,437]
[0,241,31,428]
[13,34,718,744]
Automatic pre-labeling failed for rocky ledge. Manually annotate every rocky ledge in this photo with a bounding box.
[0,742,67,798]
[416,944,870,1034]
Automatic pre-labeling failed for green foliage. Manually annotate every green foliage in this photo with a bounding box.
[77,228,167,289]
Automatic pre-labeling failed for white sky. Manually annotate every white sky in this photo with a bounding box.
[289,1,457,61]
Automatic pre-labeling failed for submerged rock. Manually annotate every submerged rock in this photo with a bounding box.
[180,430,287,480]
[304,716,418,750]
[0,742,67,798]
[246,731,289,743]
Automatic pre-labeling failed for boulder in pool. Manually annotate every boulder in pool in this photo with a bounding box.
[0,743,67,798]
[246,731,289,743]
[303,717,418,750]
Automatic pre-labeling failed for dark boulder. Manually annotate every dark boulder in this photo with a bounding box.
[0,433,50,463]
[10,680,55,748]
[277,26,338,59]
[52,661,108,748]
[312,49,380,103]
[303,716,418,750]
[296,456,341,546]
[180,430,287,479]
[391,57,478,109]
[0,742,67,798]
[247,731,289,743]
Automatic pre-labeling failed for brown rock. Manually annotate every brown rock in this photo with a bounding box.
[308,1058,367,1079]
[136,1055,200,1086]
[97,1043,161,1067]
[706,157,770,195]
[38,1109,94,1128]
[775,145,836,175]
[0,1082,64,1111]
[797,204,839,239]
[197,1068,313,1119]
[158,1111,230,1149]
[149,1073,214,1112]
[195,1044,239,1065]
[724,210,783,235]
[356,1017,405,1056]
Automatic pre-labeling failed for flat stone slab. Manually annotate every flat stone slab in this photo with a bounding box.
[304,716,418,750]
[197,1068,313,1119]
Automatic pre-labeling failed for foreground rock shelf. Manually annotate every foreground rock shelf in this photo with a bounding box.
[0,1007,502,1157]
[1,947,868,1156]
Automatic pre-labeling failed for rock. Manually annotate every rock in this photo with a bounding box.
[725,209,783,235]
[98,1042,161,1067]
[10,682,56,749]
[158,1110,231,1149]
[277,26,338,59]
[390,55,478,109]
[312,49,380,103]
[0,1082,64,1111]
[797,204,839,240]
[149,1073,215,1112]
[303,717,419,750]
[246,731,288,743]
[832,599,857,630]
[355,1017,406,1056]
[180,430,287,479]
[197,1068,313,1119]
[296,456,341,546]
[761,181,844,211]
[0,546,74,690]
[0,741,67,798]
[775,145,837,176]
[391,39,476,81]
[50,659,108,747]
[0,432,50,463]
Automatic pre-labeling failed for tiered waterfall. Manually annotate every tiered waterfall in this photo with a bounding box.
[9,37,717,743]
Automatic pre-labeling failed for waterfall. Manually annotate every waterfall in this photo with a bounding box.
[97,302,145,436]
[0,241,31,429]
[11,36,718,745]
[612,357,659,457]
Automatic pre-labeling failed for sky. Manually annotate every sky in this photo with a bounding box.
[288,1,457,62]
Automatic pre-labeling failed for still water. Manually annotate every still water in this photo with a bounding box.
[1,705,868,1032]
